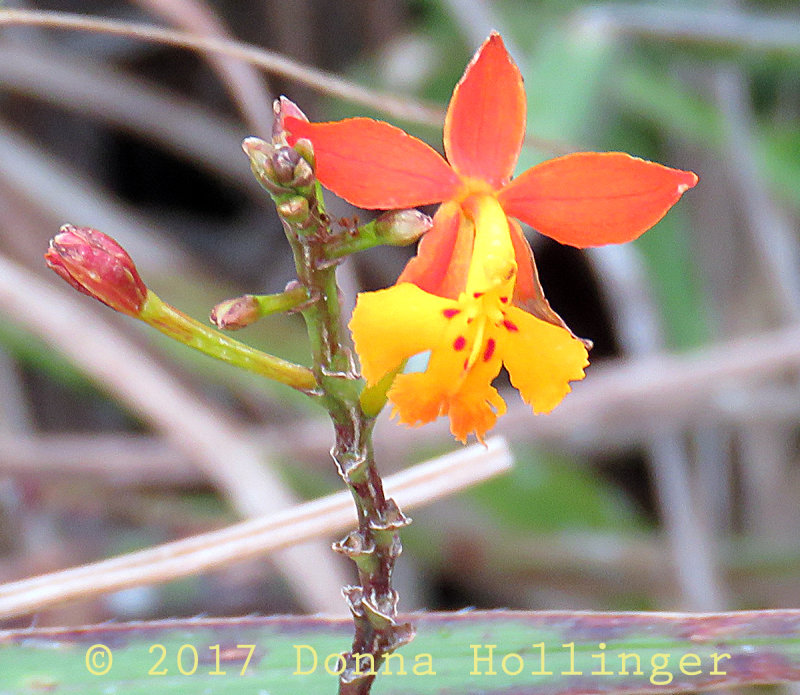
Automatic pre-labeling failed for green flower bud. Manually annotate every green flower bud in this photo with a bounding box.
[277,196,310,224]
[292,137,315,170]
[374,210,432,246]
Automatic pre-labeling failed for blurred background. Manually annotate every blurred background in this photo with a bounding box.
[0,0,799,627]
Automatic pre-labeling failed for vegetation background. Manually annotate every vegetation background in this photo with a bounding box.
[1,0,799,627]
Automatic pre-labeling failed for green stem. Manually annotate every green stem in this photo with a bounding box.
[325,211,431,260]
[325,219,385,259]
[271,151,413,695]
[253,284,310,316]
[139,291,318,392]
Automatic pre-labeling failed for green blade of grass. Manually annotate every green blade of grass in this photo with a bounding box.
[2,610,799,694]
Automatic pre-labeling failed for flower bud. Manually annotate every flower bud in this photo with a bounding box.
[271,147,301,184]
[276,196,310,224]
[44,225,147,317]
[243,136,316,193]
[272,96,308,143]
[242,137,288,195]
[291,157,315,188]
[374,210,433,246]
[210,294,260,330]
[241,136,273,160]
[292,137,315,170]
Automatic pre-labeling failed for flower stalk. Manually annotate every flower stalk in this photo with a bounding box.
[45,225,318,393]
[139,291,317,392]
[210,283,310,330]
[325,210,433,259]
[246,103,414,693]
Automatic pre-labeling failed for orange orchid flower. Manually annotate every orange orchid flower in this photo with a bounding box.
[285,33,697,443]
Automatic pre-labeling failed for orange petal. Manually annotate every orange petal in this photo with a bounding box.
[446,347,507,443]
[508,218,541,311]
[389,372,448,429]
[285,116,460,209]
[498,306,589,413]
[444,32,526,188]
[390,370,506,444]
[447,382,506,444]
[397,201,474,299]
[389,329,506,444]
[498,152,699,247]
[349,283,454,385]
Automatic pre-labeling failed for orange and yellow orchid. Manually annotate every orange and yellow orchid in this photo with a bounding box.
[286,33,698,443]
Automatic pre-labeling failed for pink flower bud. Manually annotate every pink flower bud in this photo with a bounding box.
[44,225,147,317]
[209,294,260,330]
[272,96,308,143]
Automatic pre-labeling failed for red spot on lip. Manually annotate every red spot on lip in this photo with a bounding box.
[453,336,466,351]
[500,296,508,303]
[473,292,483,298]
[503,319,518,332]
[483,338,496,361]
[443,308,460,319]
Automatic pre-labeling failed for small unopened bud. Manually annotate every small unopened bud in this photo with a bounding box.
[272,96,308,143]
[291,157,315,189]
[45,225,147,317]
[374,210,433,246]
[210,295,260,330]
[243,137,315,193]
[276,196,310,224]
[292,137,315,169]
[242,137,289,195]
[271,147,301,184]
[241,136,273,159]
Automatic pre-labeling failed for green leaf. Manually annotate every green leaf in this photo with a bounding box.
[0,320,91,391]
[634,212,712,350]
[470,447,644,532]
[759,124,800,213]
[1,611,799,694]
[614,64,725,150]
[517,29,618,169]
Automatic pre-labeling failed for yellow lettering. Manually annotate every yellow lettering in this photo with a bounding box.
[471,644,497,676]
[591,643,613,676]
[208,644,226,676]
[650,653,673,685]
[502,653,524,676]
[383,652,407,676]
[530,642,554,675]
[561,642,582,675]
[238,645,256,676]
[710,652,731,675]
[325,653,346,676]
[618,652,643,676]
[412,653,436,676]
[176,644,198,676]
[679,653,702,676]
[293,645,317,675]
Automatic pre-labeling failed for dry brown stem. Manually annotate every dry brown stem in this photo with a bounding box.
[0,439,511,620]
